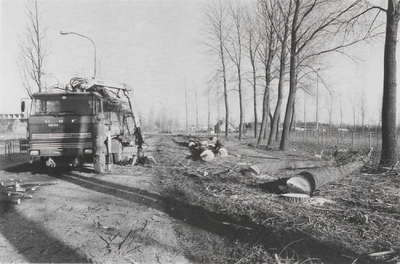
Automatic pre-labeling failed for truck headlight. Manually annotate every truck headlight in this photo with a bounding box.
[83,148,93,154]
[29,150,40,156]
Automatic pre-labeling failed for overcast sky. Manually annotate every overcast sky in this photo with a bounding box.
[0,0,398,127]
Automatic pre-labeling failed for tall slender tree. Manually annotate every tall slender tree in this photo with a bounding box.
[225,0,246,140]
[18,0,49,97]
[280,0,377,150]
[203,0,231,140]
[380,0,400,165]
[266,0,292,145]
[256,1,278,145]
[243,8,261,138]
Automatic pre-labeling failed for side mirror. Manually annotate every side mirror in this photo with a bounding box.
[21,101,26,112]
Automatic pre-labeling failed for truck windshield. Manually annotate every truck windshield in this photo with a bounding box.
[32,96,94,116]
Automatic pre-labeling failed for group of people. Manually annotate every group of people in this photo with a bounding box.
[188,137,227,162]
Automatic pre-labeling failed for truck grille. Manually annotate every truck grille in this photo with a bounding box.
[31,141,93,149]
[32,133,91,139]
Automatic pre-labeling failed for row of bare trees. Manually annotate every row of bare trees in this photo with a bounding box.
[17,0,400,165]
[202,0,400,165]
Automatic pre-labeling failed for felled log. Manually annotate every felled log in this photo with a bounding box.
[284,159,335,170]
[1,180,59,188]
[249,159,334,175]
[200,150,215,162]
[286,148,373,196]
[230,149,281,160]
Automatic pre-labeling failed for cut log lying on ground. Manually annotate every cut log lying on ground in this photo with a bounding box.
[2,197,21,204]
[250,159,335,175]
[284,159,335,170]
[0,192,22,204]
[1,179,59,188]
[286,148,373,196]
[230,149,281,160]
[0,179,58,204]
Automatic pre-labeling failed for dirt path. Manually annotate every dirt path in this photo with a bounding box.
[0,135,189,263]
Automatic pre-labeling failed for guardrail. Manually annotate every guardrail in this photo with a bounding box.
[1,139,28,159]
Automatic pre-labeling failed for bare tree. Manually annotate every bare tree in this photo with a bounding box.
[339,93,344,144]
[266,0,292,145]
[360,92,367,132]
[225,0,246,140]
[194,85,199,135]
[207,88,211,135]
[328,93,333,131]
[380,0,400,165]
[184,79,189,135]
[203,0,231,140]
[18,0,49,97]
[243,7,261,138]
[351,95,357,130]
[279,0,300,151]
[280,0,377,151]
[256,1,278,145]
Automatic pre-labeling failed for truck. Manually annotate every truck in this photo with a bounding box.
[22,77,145,173]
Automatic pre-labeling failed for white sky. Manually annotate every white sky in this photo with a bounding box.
[0,0,398,127]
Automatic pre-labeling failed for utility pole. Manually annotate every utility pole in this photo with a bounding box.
[184,79,188,135]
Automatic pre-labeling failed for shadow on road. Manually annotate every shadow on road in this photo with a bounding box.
[0,201,91,263]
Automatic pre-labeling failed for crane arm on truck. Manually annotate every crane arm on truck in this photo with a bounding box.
[76,77,145,149]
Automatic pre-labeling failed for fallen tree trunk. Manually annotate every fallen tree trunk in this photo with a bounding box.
[1,180,59,187]
[286,161,364,196]
[250,159,334,174]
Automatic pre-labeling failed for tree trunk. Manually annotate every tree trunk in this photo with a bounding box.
[269,22,289,145]
[275,114,280,140]
[220,42,229,140]
[290,100,296,132]
[251,56,258,139]
[280,1,299,151]
[238,69,244,140]
[258,84,270,145]
[380,0,400,165]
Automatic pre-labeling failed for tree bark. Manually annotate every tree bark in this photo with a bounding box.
[268,16,289,145]
[380,0,400,165]
[258,82,270,145]
[251,52,258,138]
[280,1,300,151]
[222,45,229,140]
[238,69,244,140]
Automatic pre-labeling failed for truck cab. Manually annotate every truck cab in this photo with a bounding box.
[27,91,125,173]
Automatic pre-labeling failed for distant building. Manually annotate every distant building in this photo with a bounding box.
[295,122,330,131]
[0,114,27,134]
[214,119,236,133]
